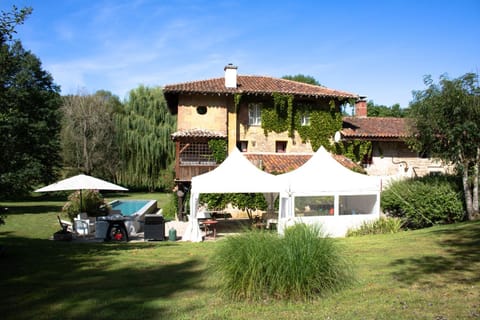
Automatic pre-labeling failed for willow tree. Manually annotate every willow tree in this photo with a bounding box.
[116,85,176,191]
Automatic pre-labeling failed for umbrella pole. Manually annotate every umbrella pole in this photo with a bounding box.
[80,189,83,213]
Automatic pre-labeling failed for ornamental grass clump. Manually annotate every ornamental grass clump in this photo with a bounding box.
[346,217,404,236]
[211,223,354,301]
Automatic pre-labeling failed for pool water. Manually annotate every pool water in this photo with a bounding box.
[111,200,150,216]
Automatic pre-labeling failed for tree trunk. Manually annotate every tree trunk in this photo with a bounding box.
[471,146,479,220]
[82,118,90,174]
[462,160,474,220]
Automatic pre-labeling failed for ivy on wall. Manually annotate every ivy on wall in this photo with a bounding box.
[296,101,343,152]
[261,95,342,152]
[261,93,292,136]
[234,93,242,110]
[208,139,227,163]
[238,94,372,166]
[335,140,372,164]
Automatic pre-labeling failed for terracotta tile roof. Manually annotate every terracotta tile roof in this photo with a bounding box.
[171,128,226,140]
[342,117,410,140]
[244,152,362,174]
[164,75,358,99]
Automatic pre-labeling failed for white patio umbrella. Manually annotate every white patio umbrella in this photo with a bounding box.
[35,174,128,212]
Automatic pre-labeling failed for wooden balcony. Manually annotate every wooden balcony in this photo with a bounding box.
[175,163,218,182]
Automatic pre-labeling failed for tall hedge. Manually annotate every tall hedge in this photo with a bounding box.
[381,175,465,229]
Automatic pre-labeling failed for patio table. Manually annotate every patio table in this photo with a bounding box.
[203,220,218,239]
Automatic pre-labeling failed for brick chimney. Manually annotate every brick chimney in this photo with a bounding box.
[224,63,238,88]
[354,96,367,117]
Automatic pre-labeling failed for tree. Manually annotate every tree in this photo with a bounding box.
[0,6,62,197]
[115,85,176,191]
[61,91,120,180]
[408,73,480,220]
[282,74,321,86]
[0,6,31,42]
[367,101,409,117]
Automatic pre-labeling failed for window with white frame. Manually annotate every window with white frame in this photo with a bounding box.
[248,103,262,126]
[300,111,310,126]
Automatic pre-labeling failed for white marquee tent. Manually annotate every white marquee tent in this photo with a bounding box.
[184,146,382,241]
[183,148,280,242]
[276,146,382,237]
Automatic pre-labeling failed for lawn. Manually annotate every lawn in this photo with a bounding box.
[1,193,479,319]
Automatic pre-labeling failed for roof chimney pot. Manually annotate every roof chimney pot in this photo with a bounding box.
[354,96,368,117]
[224,64,238,88]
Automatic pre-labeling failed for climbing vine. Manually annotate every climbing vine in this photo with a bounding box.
[262,95,343,152]
[208,139,227,163]
[262,93,293,136]
[334,140,372,164]
[295,100,343,152]
[234,93,242,110]
[254,94,371,165]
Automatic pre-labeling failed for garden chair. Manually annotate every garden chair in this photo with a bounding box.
[73,213,96,237]
[57,216,73,233]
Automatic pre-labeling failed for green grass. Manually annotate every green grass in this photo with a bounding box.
[1,194,479,319]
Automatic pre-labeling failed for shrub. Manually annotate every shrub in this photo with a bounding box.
[62,190,108,222]
[161,193,177,220]
[346,217,403,237]
[211,223,354,301]
[381,175,464,229]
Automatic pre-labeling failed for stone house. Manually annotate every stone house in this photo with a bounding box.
[163,64,447,211]
[163,65,363,215]
[341,102,451,184]
[164,64,360,180]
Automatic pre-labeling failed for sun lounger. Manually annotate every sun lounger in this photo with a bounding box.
[57,215,73,233]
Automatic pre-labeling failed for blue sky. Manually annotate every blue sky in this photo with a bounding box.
[2,0,479,108]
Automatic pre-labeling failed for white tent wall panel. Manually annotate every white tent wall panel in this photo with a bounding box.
[277,212,380,238]
[278,192,380,237]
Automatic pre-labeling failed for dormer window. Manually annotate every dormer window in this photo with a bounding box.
[248,103,262,126]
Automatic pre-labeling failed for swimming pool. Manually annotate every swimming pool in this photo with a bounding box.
[108,199,158,235]
[111,200,152,216]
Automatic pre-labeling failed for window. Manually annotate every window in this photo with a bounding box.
[294,196,334,217]
[248,103,262,125]
[339,195,376,215]
[276,141,287,153]
[237,140,248,152]
[300,111,310,126]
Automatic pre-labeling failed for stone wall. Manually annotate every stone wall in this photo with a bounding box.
[177,95,228,133]
[366,141,451,185]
